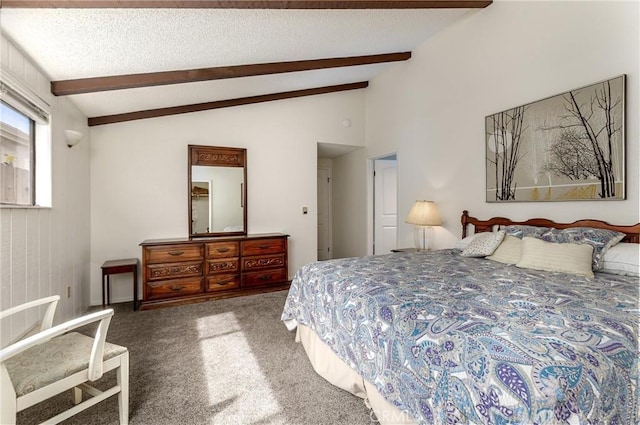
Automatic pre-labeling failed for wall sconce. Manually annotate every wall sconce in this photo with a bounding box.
[64,130,83,148]
[405,200,441,251]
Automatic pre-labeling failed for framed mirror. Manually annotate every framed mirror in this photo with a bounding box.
[188,145,247,237]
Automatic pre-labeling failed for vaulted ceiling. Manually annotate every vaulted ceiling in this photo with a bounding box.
[0,1,491,126]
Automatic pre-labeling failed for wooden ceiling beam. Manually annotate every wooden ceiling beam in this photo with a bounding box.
[87,81,368,126]
[3,1,492,9]
[52,52,409,96]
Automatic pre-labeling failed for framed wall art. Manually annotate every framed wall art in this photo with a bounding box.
[486,75,625,202]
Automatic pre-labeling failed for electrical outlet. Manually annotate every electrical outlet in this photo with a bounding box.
[66,286,71,298]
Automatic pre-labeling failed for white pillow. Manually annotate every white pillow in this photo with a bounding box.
[486,236,522,265]
[461,231,506,257]
[599,243,639,277]
[516,237,594,278]
[455,233,483,250]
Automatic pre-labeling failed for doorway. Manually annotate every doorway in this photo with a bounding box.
[373,155,397,255]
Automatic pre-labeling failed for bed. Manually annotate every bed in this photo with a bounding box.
[281,211,639,425]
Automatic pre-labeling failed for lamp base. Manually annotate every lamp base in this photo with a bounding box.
[413,226,432,252]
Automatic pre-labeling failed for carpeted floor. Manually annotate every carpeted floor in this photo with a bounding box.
[17,291,372,425]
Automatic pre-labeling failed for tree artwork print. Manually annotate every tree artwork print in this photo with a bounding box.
[486,76,625,202]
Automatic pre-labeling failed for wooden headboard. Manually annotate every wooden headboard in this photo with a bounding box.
[461,210,640,244]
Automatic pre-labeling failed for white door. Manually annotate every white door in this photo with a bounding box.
[374,159,397,255]
[317,167,332,260]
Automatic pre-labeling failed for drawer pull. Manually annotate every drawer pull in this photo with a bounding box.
[258,245,270,249]
[217,281,232,286]
[216,247,230,253]
[259,274,271,281]
[168,251,184,256]
[169,285,185,291]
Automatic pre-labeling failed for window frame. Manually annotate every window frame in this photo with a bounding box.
[0,78,51,208]
[1,100,36,206]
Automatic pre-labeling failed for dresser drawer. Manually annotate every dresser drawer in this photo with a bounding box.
[206,274,240,292]
[146,277,202,300]
[207,258,239,274]
[145,244,203,264]
[242,254,285,271]
[206,241,239,258]
[241,238,285,256]
[242,268,287,288]
[146,261,203,281]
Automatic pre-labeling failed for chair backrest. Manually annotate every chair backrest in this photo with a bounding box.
[0,296,60,349]
[0,298,128,425]
[1,307,115,379]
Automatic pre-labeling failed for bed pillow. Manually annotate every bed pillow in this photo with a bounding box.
[599,243,639,277]
[455,233,483,250]
[504,225,550,239]
[541,227,625,270]
[486,235,522,265]
[516,237,594,277]
[461,230,506,257]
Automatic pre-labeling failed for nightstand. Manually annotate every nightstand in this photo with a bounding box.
[101,258,139,311]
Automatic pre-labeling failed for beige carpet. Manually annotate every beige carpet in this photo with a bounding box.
[17,291,372,425]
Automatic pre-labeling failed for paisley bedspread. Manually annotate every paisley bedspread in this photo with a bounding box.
[281,250,639,425]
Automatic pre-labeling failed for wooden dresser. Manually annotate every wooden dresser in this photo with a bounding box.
[140,233,288,310]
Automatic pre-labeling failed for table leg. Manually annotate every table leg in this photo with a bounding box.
[102,271,106,308]
[133,266,138,311]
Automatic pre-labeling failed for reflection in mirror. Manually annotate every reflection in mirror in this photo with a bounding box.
[191,181,210,234]
[188,145,247,238]
[191,167,244,233]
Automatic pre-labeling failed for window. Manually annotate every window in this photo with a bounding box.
[1,101,34,205]
[0,80,51,207]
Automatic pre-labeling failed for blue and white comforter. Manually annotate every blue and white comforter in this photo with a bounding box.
[281,250,639,425]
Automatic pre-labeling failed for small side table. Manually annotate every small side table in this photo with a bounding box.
[101,259,139,311]
[391,248,419,253]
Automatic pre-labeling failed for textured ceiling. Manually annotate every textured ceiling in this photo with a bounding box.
[0,8,472,118]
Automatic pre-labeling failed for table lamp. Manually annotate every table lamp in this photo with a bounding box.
[405,200,441,251]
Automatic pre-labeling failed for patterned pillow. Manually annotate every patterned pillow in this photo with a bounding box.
[461,231,506,257]
[455,233,483,250]
[541,227,625,270]
[503,225,550,239]
[516,237,594,277]
[486,235,522,265]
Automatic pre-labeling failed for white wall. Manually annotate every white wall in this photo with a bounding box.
[334,0,639,256]
[0,34,91,345]
[332,148,368,258]
[90,91,365,305]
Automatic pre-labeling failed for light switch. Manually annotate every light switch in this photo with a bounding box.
[302,206,308,215]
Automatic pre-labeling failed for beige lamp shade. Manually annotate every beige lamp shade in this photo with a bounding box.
[405,200,441,226]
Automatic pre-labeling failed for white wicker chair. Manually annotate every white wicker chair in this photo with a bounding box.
[0,296,129,424]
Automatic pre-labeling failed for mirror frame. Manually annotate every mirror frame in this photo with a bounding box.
[188,145,247,238]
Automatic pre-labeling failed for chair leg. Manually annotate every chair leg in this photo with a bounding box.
[1,369,17,425]
[117,352,130,425]
[0,399,16,425]
[72,386,82,405]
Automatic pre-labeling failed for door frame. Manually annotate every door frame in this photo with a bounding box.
[317,165,333,260]
[367,152,398,256]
